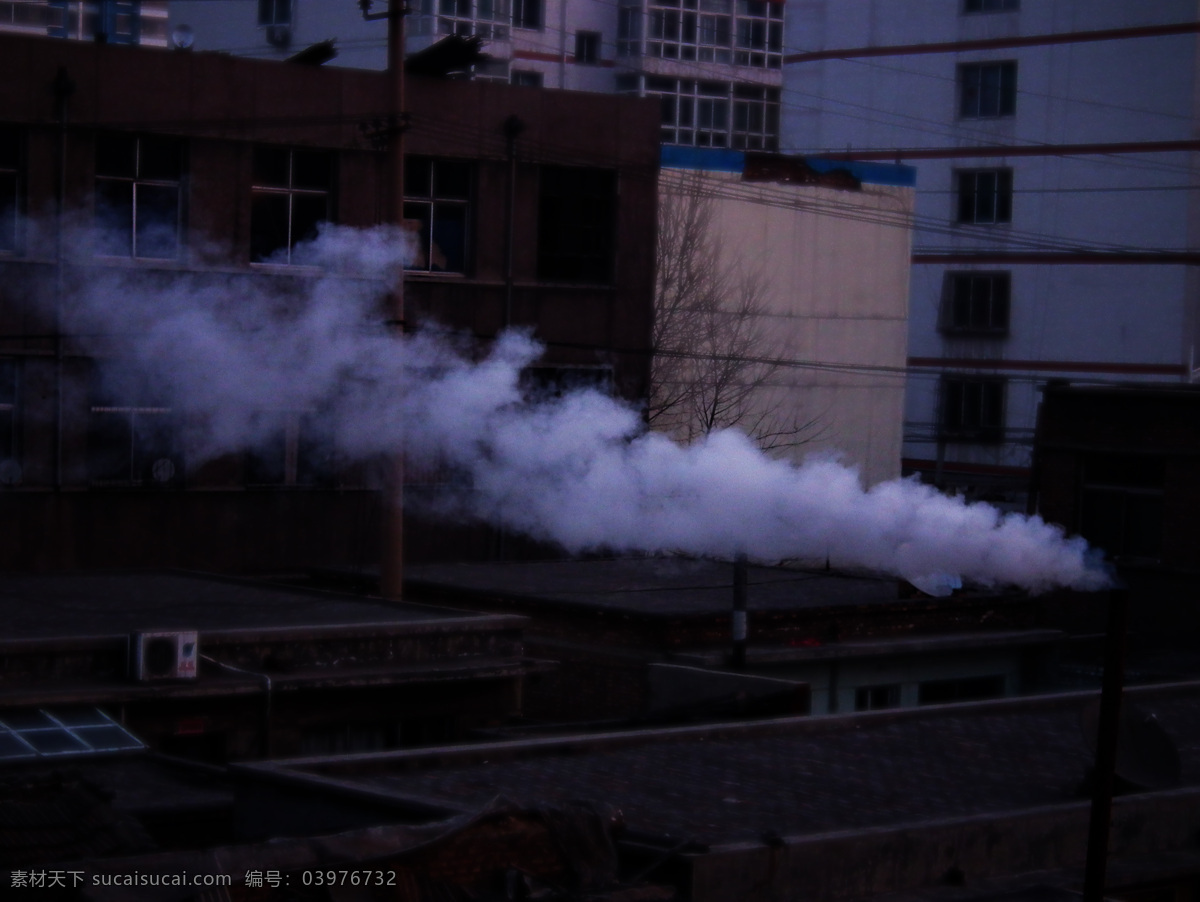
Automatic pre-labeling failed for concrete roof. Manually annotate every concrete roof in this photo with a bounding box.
[406,558,927,619]
[260,682,1200,848]
[0,571,481,641]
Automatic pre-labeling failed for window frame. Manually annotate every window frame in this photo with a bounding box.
[402,156,472,276]
[250,146,335,265]
[939,375,1006,443]
[87,403,181,488]
[940,271,1011,335]
[257,0,293,27]
[94,132,186,261]
[574,30,601,64]
[956,168,1012,225]
[0,358,18,478]
[512,0,540,30]
[958,61,1017,118]
[963,0,1018,13]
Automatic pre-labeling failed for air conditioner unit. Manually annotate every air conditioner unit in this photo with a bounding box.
[265,24,292,48]
[132,631,199,681]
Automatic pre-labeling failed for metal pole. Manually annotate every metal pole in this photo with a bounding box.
[1082,586,1130,902]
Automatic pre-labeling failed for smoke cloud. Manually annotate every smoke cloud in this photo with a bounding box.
[54,223,1109,595]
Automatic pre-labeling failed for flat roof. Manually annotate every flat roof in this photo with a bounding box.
[0,571,482,642]
[406,558,1002,619]
[260,682,1200,847]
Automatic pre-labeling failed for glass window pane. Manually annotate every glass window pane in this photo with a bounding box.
[253,146,291,188]
[250,192,290,261]
[135,184,180,259]
[96,133,137,179]
[94,179,134,256]
[291,193,328,248]
[431,203,467,273]
[139,136,182,181]
[292,150,331,191]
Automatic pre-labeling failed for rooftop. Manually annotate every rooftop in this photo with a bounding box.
[0,571,481,642]
[259,682,1200,848]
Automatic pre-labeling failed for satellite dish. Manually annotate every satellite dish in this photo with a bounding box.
[151,458,176,483]
[1081,699,1181,791]
[0,459,21,486]
[171,24,195,51]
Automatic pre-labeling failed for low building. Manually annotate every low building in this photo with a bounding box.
[403,557,1066,720]
[0,571,533,761]
[247,680,1200,902]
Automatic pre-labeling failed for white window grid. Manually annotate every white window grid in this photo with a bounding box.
[642,0,780,69]
[412,0,510,40]
[647,78,778,149]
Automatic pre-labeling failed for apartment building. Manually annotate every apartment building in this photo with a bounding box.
[781,0,1200,506]
[0,0,167,46]
[168,0,785,152]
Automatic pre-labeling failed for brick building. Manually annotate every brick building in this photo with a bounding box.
[0,32,660,573]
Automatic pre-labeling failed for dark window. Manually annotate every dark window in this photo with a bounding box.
[575,30,601,64]
[0,358,16,473]
[941,272,1010,334]
[88,405,180,486]
[1079,455,1164,561]
[918,675,1006,705]
[403,157,470,274]
[538,166,616,283]
[940,376,1005,442]
[0,126,20,253]
[959,61,1017,117]
[511,69,544,87]
[95,133,183,259]
[251,147,333,263]
[964,0,1018,11]
[957,169,1012,224]
[854,684,901,711]
[257,0,292,25]
[245,411,335,487]
[617,5,640,56]
[512,0,540,29]
[48,0,140,42]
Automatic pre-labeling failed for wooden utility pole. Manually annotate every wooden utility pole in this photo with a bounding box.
[363,0,407,598]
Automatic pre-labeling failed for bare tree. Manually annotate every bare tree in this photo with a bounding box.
[648,172,821,452]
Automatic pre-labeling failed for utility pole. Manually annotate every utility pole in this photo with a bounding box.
[361,0,407,598]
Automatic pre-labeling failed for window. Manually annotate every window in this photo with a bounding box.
[732,85,780,151]
[941,272,1010,334]
[48,0,141,43]
[245,410,334,487]
[940,376,1005,442]
[617,4,640,56]
[964,0,1018,12]
[538,166,616,283]
[0,126,19,254]
[88,404,180,486]
[959,62,1016,118]
[250,146,333,264]
[403,157,470,274]
[956,169,1012,224]
[575,30,600,64]
[511,70,543,87]
[512,0,540,29]
[94,133,184,259]
[854,684,901,712]
[1079,455,1164,561]
[257,0,292,26]
[644,0,779,67]
[419,0,510,39]
[918,675,1005,705]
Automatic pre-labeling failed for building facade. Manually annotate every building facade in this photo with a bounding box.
[168,0,785,153]
[656,147,914,486]
[0,32,660,571]
[782,0,1200,505]
[0,0,168,46]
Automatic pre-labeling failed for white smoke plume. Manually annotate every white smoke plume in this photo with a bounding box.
[56,223,1109,595]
